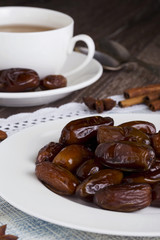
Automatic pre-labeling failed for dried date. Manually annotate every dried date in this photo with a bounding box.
[59,116,114,145]
[123,161,160,184]
[151,182,160,207]
[95,141,155,171]
[0,130,7,141]
[150,131,160,157]
[97,125,150,145]
[94,183,152,212]
[0,68,40,92]
[40,75,67,90]
[76,159,103,180]
[35,162,79,195]
[119,120,156,135]
[76,169,123,200]
[36,142,64,164]
[53,144,93,172]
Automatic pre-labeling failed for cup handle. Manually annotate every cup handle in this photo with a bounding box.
[64,34,95,77]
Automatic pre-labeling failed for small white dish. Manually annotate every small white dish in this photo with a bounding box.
[0,52,103,107]
[0,113,160,237]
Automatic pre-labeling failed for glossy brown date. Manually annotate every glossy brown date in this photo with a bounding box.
[97,125,124,143]
[97,125,150,145]
[123,161,160,184]
[0,68,40,92]
[36,141,64,164]
[76,169,123,200]
[59,116,114,145]
[53,144,93,172]
[94,183,152,212]
[35,116,160,212]
[76,159,103,180]
[95,141,155,171]
[118,120,156,135]
[40,75,67,90]
[150,131,160,157]
[35,162,79,195]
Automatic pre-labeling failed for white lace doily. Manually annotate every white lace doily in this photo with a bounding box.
[0,95,159,240]
[0,95,157,136]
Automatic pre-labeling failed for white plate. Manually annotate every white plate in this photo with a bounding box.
[0,52,102,107]
[0,113,160,237]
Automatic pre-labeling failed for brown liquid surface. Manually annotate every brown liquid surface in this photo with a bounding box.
[0,24,55,32]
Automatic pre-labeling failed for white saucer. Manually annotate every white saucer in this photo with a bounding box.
[0,52,103,107]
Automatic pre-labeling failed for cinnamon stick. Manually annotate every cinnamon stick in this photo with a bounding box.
[124,84,160,99]
[149,99,160,111]
[144,92,160,105]
[118,95,146,108]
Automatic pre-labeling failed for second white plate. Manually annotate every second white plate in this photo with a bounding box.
[0,113,160,237]
[0,52,102,107]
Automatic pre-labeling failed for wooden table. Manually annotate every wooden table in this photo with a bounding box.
[0,0,160,118]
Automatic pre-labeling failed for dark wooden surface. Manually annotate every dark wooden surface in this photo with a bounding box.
[0,0,160,118]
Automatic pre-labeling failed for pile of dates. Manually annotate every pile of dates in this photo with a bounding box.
[0,68,67,92]
[35,115,160,212]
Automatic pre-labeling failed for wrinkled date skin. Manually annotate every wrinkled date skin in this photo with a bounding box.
[119,120,156,135]
[123,161,160,184]
[76,159,104,181]
[151,182,160,207]
[150,131,160,157]
[94,183,152,212]
[97,126,150,145]
[95,141,155,171]
[36,142,64,164]
[35,162,79,195]
[40,75,67,90]
[0,68,40,92]
[59,116,114,145]
[76,169,123,201]
[53,144,93,172]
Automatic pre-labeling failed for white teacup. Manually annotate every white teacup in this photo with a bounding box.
[0,6,95,78]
